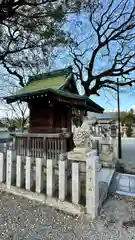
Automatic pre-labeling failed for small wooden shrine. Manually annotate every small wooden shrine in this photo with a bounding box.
[5,67,104,158]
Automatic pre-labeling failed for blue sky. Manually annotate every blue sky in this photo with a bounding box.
[77,82,135,111]
[94,89,135,111]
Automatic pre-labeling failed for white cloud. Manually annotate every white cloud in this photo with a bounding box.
[104,108,118,112]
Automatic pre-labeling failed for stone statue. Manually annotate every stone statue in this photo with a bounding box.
[68,116,93,161]
[99,142,115,168]
[73,116,93,150]
[69,116,101,171]
[100,126,111,139]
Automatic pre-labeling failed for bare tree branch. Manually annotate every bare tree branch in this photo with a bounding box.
[70,0,135,96]
[2,61,24,86]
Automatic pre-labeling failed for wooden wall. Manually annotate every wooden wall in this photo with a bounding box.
[28,99,72,133]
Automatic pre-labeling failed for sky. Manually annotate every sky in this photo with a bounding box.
[0,0,135,116]
[92,87,135,112]
[77,79,135,112]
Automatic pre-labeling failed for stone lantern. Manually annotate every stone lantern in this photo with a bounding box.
[123,124,127,138]
[110,124,117,139]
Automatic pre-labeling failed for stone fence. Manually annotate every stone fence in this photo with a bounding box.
[0,149,101,219]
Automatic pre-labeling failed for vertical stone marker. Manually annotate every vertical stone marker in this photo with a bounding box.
[72,161,80,204]
[36,157,44,193]
[47,159,55,197]
[0,152,6,182]
[16,155,25,188]
[25,156,33,191]
[86,150,99,219]
[59,154,67,201]
[6,150,16,189]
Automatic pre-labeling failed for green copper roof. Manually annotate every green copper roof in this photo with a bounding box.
[18,67,72,95]
[4,66,104,113]
[18,75,68,95]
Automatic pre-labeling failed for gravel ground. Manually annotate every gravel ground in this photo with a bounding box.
[0,192,135,239]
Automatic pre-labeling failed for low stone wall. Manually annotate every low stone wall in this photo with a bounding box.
[0,149,102,219]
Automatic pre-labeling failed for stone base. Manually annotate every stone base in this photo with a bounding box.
[0,183,85,216]
[68,147,90,162]
[73,147,89,153]
[100,151,116,168]
[100,153,114,162]
[68,148,101,172]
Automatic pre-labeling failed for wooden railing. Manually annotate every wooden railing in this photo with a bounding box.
[14,133,72,159]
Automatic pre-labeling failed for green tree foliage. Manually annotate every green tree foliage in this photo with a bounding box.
[121,110,135,137]
[2,116,28,132]
[121,111,135,126]
[1,97,29,132]
[126,125,133,137]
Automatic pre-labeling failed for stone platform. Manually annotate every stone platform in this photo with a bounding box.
[109,172,135,197]
[98,168,115,209]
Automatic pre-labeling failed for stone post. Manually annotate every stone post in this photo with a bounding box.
[6,150,16,189]
[0,152,6,182]
[59,154,67,201]
[25,156,33,191]
[86,150,99,219]
[36,157,44,193]
[110,124,117,139]
[16,155,25,188]
[111,138,118,160]
[3,143,7,153]
[46,159,55,197]
[72,161,80,204]
[96,125,98,136]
